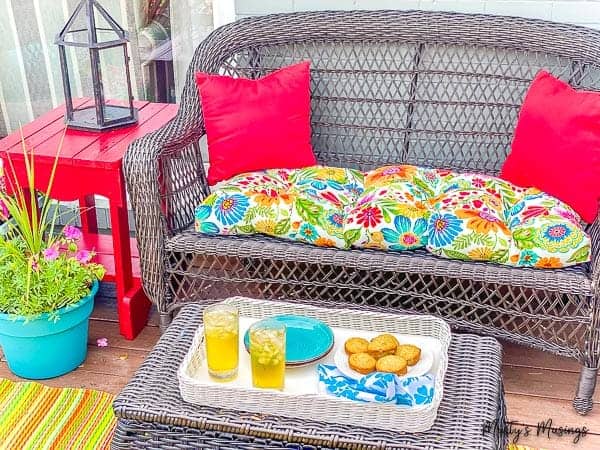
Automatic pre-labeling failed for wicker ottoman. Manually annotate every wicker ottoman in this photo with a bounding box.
[112,302,507,449]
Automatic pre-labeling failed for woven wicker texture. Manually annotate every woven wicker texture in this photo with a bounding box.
[122,10,600,414]
[112,302,507,449]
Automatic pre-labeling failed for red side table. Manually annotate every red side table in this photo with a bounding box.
[0,99,178,340]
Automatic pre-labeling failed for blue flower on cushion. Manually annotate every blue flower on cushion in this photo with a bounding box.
[508,201,525,217]
[327,212,344,229]
[214,194,249,225]
[345,183,364,197]
[543,224,571,242]
[428,213,463,247]
[299,223,319,242]
[381,216,428,250]
[311,180,329,190]
[297,179,327,191]
[198,222,220,234]
[442,183,460,193]
[518,250,539,266]
[195,205,212,221]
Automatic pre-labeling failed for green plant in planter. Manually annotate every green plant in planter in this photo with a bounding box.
[0,225,105,320]
[0,137,105,379]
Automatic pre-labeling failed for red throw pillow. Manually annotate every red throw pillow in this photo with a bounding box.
[195,61,317,185]
[500,70,600,223]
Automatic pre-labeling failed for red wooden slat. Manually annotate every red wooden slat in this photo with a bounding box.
[75,103,177,168]
[2,100,149,164]
[0,98,90,150]
[81,232,140,258]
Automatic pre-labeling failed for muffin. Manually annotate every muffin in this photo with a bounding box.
[396,344,421,366]
[376,355,408,376]
[344,337,369,355]
[367,334,398,359]
[348,352,377,375]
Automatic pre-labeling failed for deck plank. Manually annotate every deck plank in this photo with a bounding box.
[88,318,160,352]
[502,340,584,374]
[92,295,160,328]
[503,365,600,404]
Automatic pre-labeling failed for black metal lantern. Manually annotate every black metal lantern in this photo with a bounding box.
[56,0,138,131]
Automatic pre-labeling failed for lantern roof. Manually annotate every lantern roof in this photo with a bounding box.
[56,0,129,49]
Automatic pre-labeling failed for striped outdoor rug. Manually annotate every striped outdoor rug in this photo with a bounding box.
[0,378,116,449]
[0,378,548,449]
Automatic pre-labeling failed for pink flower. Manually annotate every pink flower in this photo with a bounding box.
[63,225,82,241]
[43,247,59,261]
[472,177,486,188]
[30,258,39,272]
[0,199,8,221]
[557,208,579,223]
[97,338,108,347]
[382,166,401,175]
[75,249,92,264]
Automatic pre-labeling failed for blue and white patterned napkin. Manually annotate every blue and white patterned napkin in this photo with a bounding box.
[317,364,435,406]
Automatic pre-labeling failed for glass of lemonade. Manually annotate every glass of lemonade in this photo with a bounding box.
[249,320,286,390]
[203,304,239,381]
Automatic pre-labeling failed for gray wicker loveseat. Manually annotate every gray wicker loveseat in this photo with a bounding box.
[124,10,600,414]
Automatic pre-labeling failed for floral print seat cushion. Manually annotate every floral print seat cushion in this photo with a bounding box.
[195,166,363,249]
[195,164,591,269]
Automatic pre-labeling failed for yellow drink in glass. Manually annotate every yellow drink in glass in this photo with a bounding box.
[249,322,286,390]
[203,304,239,381]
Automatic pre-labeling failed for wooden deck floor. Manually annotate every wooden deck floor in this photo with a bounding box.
[1,294,599,450]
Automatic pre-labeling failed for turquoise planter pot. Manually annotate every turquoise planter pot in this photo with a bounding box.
[0,280,98,379]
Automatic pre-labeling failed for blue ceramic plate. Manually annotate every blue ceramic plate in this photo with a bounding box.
[244,315,334,366]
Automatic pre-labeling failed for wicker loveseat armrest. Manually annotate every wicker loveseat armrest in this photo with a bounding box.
[589,212,600,295]
[123,114,208,324]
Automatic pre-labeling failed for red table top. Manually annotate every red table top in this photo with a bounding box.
[0,99,178,170]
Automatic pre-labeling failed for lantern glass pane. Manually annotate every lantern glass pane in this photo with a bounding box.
[93,5,123,45]
[60,46,98,103]
[60,6,89,46]
[59,0,126,46]
[98,46,132,102]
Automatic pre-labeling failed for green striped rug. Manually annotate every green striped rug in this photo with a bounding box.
[0,378,115,449]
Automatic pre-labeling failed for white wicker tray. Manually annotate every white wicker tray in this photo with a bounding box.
[178,297,451,433]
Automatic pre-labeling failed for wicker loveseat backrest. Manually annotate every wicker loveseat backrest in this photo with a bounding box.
[180,10,600,175]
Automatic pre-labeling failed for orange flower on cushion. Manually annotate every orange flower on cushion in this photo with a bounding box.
[371,231,384,243]
[365,165,417,187]
[314,237,336,247]
[313,166,348,183]
[468,247,493,260]
[253,189,280,207]
[535,257,563,268]
[254,219,277,235]
[396,202,428,219]
[279,192,295,204]
[455,209,510,235]
[364,231,384,249]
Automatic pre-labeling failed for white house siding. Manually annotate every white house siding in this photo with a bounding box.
[170,0,214,96]
[0,0,143,136]
[234,0,600,29]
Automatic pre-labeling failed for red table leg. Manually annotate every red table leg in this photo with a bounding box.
[108,170,151,340]
[79,195,98,233]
